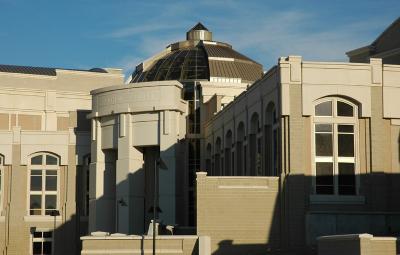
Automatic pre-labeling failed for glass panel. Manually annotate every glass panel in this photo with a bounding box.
[31,176,42,191]
[338,133,354,157]
[32,242,42,255]
[43,241,52,255]
[315,133,333,156]
[30,195,41,215]
[43,231,52,238]
[337,101,354,116]
[315,124,332,132]
[46,155,58,165]
[315,101,332,116]
[316,162,334,194]
[33,232,42,238]
[45,175,57,191]
[31,155,42,165]
[338,163,356,195]
[338,124,354,133]
[45,195,57,214]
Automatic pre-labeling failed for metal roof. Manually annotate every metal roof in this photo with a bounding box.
[0,64,109,77]
[130,24,263,84]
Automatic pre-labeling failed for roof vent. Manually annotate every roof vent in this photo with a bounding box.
[186,22,212,41]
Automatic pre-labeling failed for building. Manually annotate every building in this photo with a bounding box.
[0,66,123,254]
[0,19,400,255]
[87,23,264,234]
[347,17,400,64]
[199,56,400,254]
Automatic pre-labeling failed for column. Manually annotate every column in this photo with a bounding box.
[116,113,144,234]
[158,110,177,225]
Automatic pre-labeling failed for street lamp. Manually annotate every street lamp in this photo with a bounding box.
[152,157,167,255]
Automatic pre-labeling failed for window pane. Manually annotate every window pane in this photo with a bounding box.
[30,176,42,191]
[43,231,52,238]
[30,195,41,215]
[316,162,334,194]
[315,133,333,156]
[32,242,42,255]
[43,241,52,255]
[338,124,354,133]
[338,133,354,157]
[46,176,57,191]
[338,163,356,195]
[315,124,332,132]
[33,232,42,238]
[45,195,57,214]
[315,101,332,116]
[31,155,42,165]
[337,101,354,116]
[46,155,58,165]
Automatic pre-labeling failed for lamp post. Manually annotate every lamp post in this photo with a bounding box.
[153,157,167,255]
[50,210,60,253]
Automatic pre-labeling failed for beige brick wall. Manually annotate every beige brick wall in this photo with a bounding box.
[81,235,199,255]
[196,172,280,254]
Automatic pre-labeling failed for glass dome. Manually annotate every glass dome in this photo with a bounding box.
[130,23,263,84]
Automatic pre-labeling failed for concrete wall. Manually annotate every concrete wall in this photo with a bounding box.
[81,234,201,255]
[196,172,280,254]
[317,234,397,255]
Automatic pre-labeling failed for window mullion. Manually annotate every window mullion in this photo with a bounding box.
[333,123,339,195]
[42,168,46,215]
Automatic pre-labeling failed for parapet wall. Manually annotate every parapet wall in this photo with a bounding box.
[81,233,203,255]
[196,172,281,254]
[317,233,397,255]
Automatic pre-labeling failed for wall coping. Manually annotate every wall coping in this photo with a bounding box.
[81,234,199,241]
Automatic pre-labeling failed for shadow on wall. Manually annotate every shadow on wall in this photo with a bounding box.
[197,173,400,255]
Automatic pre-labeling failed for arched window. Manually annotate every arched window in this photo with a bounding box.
[236,122,245,176]
[29,153,60,215]
[249,113,261,176]
[214,138,222,175]
[265,103,279,176]
[313,98,358,195]
[205,144,212,175]
[224,130,233,176]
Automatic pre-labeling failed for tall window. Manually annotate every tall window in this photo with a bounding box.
[250,113,261,176]
[224,130,233,176]
[32,231,52,255]
[265,104,279,176]
[29,153,59,215]
[236,122,245,176]
[82,155,91,216]
[214,138,221,175]
[313,98,357,195]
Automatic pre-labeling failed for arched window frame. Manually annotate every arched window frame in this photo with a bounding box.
[312,97,360,197]
[28,152,60,216]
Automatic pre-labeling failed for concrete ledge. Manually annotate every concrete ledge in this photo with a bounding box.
[81,234,210,255]
[317,233,397,255]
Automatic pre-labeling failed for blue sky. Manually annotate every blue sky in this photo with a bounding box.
[0,0,399,77]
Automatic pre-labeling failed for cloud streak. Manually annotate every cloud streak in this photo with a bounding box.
[107,1,398,74]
